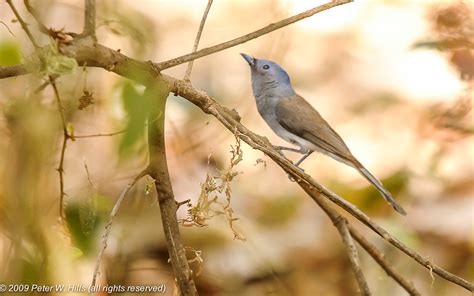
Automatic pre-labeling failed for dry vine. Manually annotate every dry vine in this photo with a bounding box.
[180,133,245,241]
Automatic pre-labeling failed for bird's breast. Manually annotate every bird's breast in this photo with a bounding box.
[255,95,278,120]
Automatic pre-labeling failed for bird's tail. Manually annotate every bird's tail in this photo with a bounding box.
[355,165,407,216]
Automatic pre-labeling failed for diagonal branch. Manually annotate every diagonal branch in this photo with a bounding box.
[90,168,149,289]
[314,194,372,295]
[24,0,49,34]
[337,218,371,295]
[6,0,39,49]
[350,229,421,295]
[183,0,213,81]
[154,0,353,71]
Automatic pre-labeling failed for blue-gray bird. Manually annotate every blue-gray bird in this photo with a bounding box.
[241,53,406,215]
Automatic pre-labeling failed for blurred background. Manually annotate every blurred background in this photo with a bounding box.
[0,0,472,295]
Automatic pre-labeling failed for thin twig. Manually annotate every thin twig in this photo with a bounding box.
[6,0,39,49]
[183,0,213,81]
[74,130,126,139]
[83,0,97,40]
[90,168,148,289]
[49,76,70,219]
[74,116,160,139]
[6,0,69,219]
[57,133,68,219]
[350,228,421,296]
[24,0,49,34]
[154,0,353,71]
[83,160,97,190]
[49,76,68,132]
[0,20,15,37]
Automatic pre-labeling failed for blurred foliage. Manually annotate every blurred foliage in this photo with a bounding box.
[333,169,410,215]
[254,196,300,227]
[38,41,78,76]
[350,92,402,114]
[0,39,21,65]
[98,0,156,58]
[65,194,108,257]
[119,81,153,156]
[13,257,42,285]
[415,2,474,81]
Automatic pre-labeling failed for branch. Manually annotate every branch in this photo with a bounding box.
[336,218,371,295]
[145,84,197,295]
[24,0,49,34]
[302,183,371,294]
[90,168,148,289]
[49,76,70,219]
[6,0,39,49]
[154,0,353,71]
[74,117,160,139]
[7,0,70,220]
[74,130,126,139]
[350,228,421,295]
[183,0,213,81]
[82,0,97,40]
[0,65,27,79]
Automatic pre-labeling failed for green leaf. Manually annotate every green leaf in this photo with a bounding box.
[119,82,153,155]
[65,194,107,256]
[0,39,21,65]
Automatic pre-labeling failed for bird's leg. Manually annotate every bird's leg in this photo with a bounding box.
[273,145,304,153]
[294,151,313,168]
[287,151,313,182]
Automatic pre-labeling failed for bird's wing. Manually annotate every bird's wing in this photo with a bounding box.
[275,94,355,164]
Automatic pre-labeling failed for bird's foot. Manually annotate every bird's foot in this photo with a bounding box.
[288,166,305,182]
[273,145,286,156]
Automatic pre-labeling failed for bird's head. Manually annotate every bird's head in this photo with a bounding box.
[240,53,294,97]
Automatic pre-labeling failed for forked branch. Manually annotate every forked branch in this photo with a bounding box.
[154,0,353,71]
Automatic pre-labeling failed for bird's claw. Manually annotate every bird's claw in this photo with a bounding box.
[288,166,305,182]
[273,145,285,156]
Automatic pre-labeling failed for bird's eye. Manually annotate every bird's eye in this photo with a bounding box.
[263,65,270,70]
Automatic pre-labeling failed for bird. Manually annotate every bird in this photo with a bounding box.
[241,53,406,215]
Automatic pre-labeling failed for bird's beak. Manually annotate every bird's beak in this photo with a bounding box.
[240,53,256,66]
